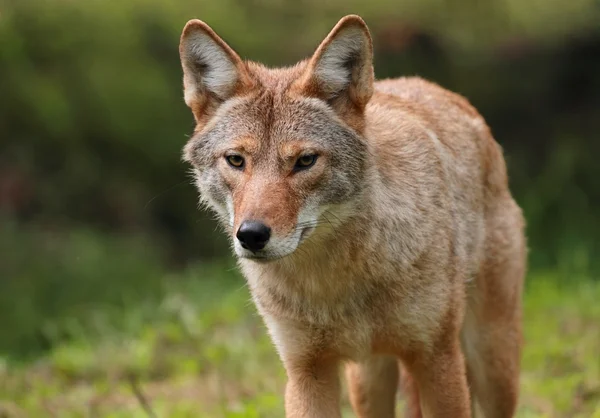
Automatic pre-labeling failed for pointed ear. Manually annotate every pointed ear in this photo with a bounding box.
[300,15,374,110]
[179,20,252,121]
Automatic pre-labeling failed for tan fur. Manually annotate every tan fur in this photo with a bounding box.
[180,15,526,418]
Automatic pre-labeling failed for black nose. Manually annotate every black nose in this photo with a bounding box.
[236,221,271,252]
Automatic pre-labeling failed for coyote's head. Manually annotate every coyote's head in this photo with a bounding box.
[180,15,374,261]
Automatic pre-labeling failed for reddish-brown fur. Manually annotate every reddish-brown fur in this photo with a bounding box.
[180,15,526,418]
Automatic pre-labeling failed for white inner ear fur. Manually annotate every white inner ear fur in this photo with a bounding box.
[182,31,239,104]
[313,27,367,97]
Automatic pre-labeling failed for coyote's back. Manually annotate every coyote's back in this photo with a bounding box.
[179,14,526,418]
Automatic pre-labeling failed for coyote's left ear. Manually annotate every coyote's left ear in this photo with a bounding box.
[179,20,253,123]
[299,15,374,110]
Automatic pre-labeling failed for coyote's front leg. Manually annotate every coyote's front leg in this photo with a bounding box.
[283,355,341,418]
[405,338,472,418]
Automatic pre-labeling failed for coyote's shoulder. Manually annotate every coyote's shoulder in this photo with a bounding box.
[180,14,526,418]
[370,75,508,201]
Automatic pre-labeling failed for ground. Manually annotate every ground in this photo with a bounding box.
[1,265,599,418]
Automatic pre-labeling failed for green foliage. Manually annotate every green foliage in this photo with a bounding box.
[0,265,598,417]
[1,0,599,272]
[0,227,191,353]
[0,1,599,415]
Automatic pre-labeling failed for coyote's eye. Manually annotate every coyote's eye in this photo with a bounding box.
[226,154,245,169]
[294,155,318,171]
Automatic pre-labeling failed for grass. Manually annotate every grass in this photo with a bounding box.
[0,266,599,418]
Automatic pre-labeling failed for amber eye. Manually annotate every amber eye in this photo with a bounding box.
[294,154,318,170]
[226,154,245,169]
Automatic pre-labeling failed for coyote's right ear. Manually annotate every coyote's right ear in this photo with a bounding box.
[179,20,252,122]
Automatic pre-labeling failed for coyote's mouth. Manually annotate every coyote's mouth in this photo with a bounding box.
[242,254,270,262]
[240,252,288,263]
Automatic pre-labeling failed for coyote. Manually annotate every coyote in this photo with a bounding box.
[179,14,526,418]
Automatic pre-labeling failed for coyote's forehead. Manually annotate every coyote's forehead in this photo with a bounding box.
[186,87,366,170]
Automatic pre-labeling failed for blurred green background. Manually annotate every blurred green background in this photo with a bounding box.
[1,0,599,416]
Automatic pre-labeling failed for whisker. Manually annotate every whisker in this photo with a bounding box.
[321,214,340,239]
[143,180,189,210]
[323,209,345,224]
